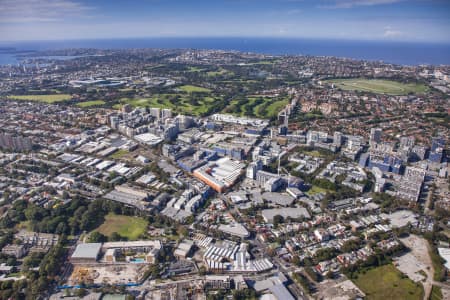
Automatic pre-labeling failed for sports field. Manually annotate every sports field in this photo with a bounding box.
[326,79,428,95]
[353,264,424,300]
[7,94,72,103]
[94,213,148,240]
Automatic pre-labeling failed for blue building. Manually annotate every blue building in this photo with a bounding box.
[368,155,404,174]
[431,137,445,152]
[359,153,369,167]
[213,146,245,160]
[429,151,443,163]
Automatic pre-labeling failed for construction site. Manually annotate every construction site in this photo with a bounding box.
[69,264,146,286]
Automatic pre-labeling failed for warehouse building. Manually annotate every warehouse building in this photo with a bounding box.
[193,157,245,192]
[261,207,311,223]
[71,243,102,264]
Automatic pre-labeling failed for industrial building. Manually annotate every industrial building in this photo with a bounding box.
[261,207,311,223]
[174,240,194,259]
[71,241,162,264]
[193,157,245,192]
[103,185,150,210]
[203,241,273,273]
[218,223,250,239]
[70,243,102,264]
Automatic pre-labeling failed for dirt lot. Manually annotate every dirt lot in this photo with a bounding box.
[398,235,434,300]
[69,264,146,285]
[315,275,365,300]
[394,253,427,282]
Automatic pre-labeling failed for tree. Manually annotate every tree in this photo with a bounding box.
[305,266,321,282]
[76,288,88,298]
[6,257,16,266]
[176,225,188,237]
[64,289,71,297]
[292,255,301,266]
[341,239,362,253]
[273,215,284,227]
[198,266,207,276]
[233,289,257,300]
[109,232,123,242]
[89,231,107,243]
[326,271,334,279]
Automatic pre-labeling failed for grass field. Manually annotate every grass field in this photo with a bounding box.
[8,94,72,103]
[302,150,324,158]
[353,264,424,300]
[186,66,206,72]
[178,85,211,93]
[207,68,234,77]
[76,100,106,108]
[306,185,330,196]
[224,96,289,119]
[95,213,148,240]
[117,93,219,116]
[325,78,428,95]
[109,149,128,159]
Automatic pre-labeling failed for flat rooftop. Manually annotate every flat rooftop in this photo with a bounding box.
[71,243,102,260]
[262,192,295,206]
[102,240,161,250]
[261,207,311,222]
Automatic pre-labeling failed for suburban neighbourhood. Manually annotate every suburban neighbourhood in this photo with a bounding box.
[0,47,449,300]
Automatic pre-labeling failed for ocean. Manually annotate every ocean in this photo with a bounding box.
[1,37,449,66]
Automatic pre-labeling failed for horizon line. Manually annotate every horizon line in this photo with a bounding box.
[1,36,450,45]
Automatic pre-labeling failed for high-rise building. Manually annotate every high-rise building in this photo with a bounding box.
[307,131,328,145]
[246,160,263,179]
[400,136,415,148]
[161,109,172,121]
[431,136,445,152]
[429,136,445,163]
[110,116,120,129]
[150,107,161,120]
[163,124,179,141]
[176,114,194,131]
[370,128,382,145]
[333,131,343,147]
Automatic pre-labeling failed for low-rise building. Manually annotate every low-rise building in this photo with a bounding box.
[1,244,27,258]
[174,240,194,259]
[71,243,102,264]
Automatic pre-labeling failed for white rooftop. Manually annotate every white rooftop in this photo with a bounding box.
[71,243,102,259]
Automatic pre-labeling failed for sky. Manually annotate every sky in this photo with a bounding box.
[0,0,449,43]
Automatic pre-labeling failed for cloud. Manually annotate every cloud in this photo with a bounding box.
[0,0,93,23]
[320,0,404,9]
[383,26,404,37]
